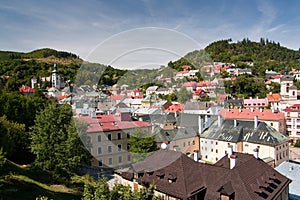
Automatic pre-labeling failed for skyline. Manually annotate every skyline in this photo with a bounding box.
[1,0,300,69]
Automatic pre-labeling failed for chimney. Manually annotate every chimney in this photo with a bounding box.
[253,148,259,159]
[198,116,203,134]
[218,115,222,127]
[260,107,263,112]
[230,154,236,169]
[234,119,237,127]
[227,145,233,158]
[239,108,242,112]
[193,150,199,162]
[251,107,254,112]
[254,115,258,129]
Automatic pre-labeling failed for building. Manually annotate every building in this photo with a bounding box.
[77,109,152,169]
[200,118,289,167]
[267,93,281,111]
[280,75,295,101]
[119,149,291,200]
[243,97,268,109]
[283,104,300,141]
[275,160,300,200]
[220,108,286,134]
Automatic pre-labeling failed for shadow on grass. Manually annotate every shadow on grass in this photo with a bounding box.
[0,176,81,200]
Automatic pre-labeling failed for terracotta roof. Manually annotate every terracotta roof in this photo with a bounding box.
[121,150,291,200]
[220,108,285,121]
[19,85,34,93]
[165,104,184,113]
[110,95,125,100]
[267,93,280,102]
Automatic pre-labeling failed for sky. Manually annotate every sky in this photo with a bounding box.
[1,0,300,69]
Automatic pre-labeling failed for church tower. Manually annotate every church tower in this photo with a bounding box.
[51,64,61,88]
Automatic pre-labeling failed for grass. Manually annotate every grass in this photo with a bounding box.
[0,161,82,200]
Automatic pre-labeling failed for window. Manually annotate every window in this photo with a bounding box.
[127,144,130,150]
[211,149,213,152]
[127,132,130,138]
[98,147,102,154]
[216,142,218,145]
[270,123,273,126]
[108,158,113,165]
[192,140,195,145]
[87,136,92,143]
[127,155,131,161]
[117,132,122,140]
[118,144,122,152]
[205,155,208,159]
[108,146,112,153]
[107,134,112,141]
[188,141,191,146]
[97,135,101,142]
[287,112,290,117]
[216,157,218,161]
[118,156,122,164]
[183,142,185,147]
[98,160,103,167]
[216,149,218,153]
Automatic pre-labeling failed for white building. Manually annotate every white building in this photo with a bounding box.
[200,118,289,167]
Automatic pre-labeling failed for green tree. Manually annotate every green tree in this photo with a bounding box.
[0,148,6,171]
[128,128,158,162]
[174,87,192,103]
[294,140,300,147]
[30,103,90,180]
[0,115,30,163]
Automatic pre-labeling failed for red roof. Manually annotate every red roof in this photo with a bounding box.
[165,103,184,113]
[110,95,125,100]
[77,115,152,133]
[284,104,300,112]
[57,94,72,100]
[182,82,196,87]
[220,108,285,121]
[19,85,34,93]
[272,74,282,79]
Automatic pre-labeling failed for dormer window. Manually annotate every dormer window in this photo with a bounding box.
[156,170,165,179]
[168,172,177,183]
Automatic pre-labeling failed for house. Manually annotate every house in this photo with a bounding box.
[267,93,281,111]
[200,118,289,167]
[293,70,300,82]
[243,97,268,109]
[77,110,152,169]
[280,75,295,101]
[220,108,286,134]
[165,103,184,113]
[119,149,291,200]
[146,86,159,95]
[275,160,300,200]
[19,85,35,94]
[283,104,300,141]
[141,93,161,108]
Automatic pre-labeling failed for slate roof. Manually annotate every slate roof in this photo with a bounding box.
[184,101,211,111]
[121,150,291,200]
[201,119,288,146]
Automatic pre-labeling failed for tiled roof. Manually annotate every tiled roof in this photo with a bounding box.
[220,108,285,121]
[267,93,280,102]
[121,150,291,199]
[201,119,288,146]
[284,104,300,112]
[165,104,184,113]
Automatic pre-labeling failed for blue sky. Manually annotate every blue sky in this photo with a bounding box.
[1,0,300,69]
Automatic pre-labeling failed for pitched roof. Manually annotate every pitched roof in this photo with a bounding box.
[201,119,288,146]
[267,93,280,102]
[275,160,300,198]
[220,108,285,121]
[121,150,291,200]
[284,104,300,112]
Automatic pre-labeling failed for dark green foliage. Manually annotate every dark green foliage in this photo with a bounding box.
[82,178,160,200]
[128,128,158,162]
[205,38,300,75]
[167,57,195,71]
[174,86,192,103]
[294,140,300,147]
[0,148,6,170]
[30,103,90,180]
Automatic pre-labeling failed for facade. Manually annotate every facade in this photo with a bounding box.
[283,104,300,140]
[200,118,289,167]
[119,150,291,200]
[77,110,152,169]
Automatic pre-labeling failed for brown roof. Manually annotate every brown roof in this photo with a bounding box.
[121,150,291,200]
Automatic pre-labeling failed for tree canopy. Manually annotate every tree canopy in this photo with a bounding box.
[30,103,90,180]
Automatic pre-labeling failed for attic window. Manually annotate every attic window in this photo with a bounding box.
[156,170,165,179]
[168,172,177,183]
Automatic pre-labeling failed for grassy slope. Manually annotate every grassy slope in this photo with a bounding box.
[0,161,82,200]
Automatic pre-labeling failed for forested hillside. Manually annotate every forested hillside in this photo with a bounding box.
[203,38,300,76]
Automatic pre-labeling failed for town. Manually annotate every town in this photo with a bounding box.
[15,54,300,199]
